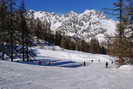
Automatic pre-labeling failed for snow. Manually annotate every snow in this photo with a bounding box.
[0,46,132,89]
[33,46,115,63]
[119,65,133,71]
[0,60,133,89]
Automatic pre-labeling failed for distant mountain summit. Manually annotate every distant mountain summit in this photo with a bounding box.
[31,9,117,42]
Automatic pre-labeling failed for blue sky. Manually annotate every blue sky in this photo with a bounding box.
[25,0,116,14]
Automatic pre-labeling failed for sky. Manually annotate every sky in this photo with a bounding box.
[25,0,116,14]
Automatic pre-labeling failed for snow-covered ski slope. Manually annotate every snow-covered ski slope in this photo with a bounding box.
[1,46,133,89]
[33,46,115,63]
[0,60,133,89]
[22,46,116,68]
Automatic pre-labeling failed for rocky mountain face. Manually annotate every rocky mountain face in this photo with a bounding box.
[31,9,116,42]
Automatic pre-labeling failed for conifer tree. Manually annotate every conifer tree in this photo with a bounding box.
[19,0,31,61]
[90,38,100,54]
[0,0,8,60]
[107,0,133,64]
[8,0,16,62]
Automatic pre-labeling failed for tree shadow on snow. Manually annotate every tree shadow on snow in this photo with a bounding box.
[16,57,82,68]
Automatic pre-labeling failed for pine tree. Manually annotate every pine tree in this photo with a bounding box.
[127,0,133,38]
[126,0,133,63]
[104,0,126,64]
[55,31,62,46]
[89,38,100,54]
[0,0,8,60]
[8,0,16,62]
[106,0,133,64]
[19,0,26,61]
[19,0,31,61]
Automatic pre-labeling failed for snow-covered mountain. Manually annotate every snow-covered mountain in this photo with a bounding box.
[31,9,117,42]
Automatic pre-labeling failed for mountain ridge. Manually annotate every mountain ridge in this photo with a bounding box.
[31,9,117,42]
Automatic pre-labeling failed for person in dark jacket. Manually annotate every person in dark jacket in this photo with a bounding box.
[111,61,113,64]
[105,62,109,68]
[83,61,86,66]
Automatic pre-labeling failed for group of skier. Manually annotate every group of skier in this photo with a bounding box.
[82,60,114,68]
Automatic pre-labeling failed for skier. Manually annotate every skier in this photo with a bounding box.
[111,61,113,64]
[83,61,86,66]
[91,60,94,63]
[105,62,109,68]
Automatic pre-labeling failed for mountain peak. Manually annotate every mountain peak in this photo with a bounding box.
[83,9,96,14]
[32,9,116,42]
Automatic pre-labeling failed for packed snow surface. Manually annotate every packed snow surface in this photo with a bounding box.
[0,61,133,89]
[33,46,115,63]
[0,46,132,89]
[119,65,133,71]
